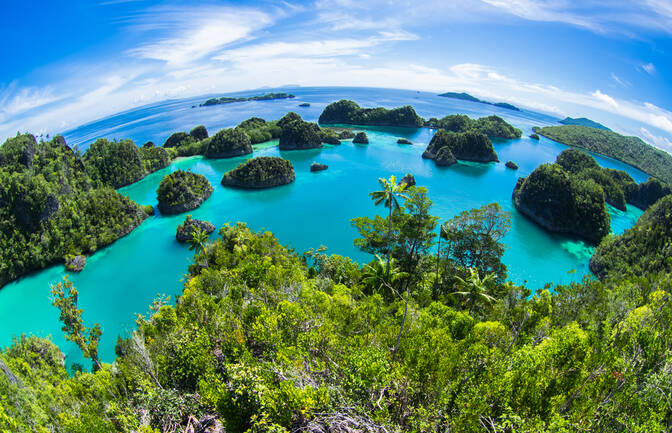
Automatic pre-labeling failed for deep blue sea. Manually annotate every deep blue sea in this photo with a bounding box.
[0,86,647,367]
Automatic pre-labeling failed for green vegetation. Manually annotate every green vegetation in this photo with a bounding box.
[176,215,215,243]
[590,195,672,279]
[189,125,209,141]
[205,128,252,158]
[319,128,341,145]
[427,114,522,139]
[0,134,148,287]
[630,178,672,209]
[513,163,610,243]
[201,92,295,106]
[235,117,282,144]
[423,130,498,164]
[4,175,672,431]
[278,113,322,150]
[438,92,521,111]
[352,131,369,144]
[535,125,672,184]
[319,99,425,128]
[221,156,295,189]
[156,170,213,214]
[559,117,610,131]
[83,138,148,188]
[530,133,540,140]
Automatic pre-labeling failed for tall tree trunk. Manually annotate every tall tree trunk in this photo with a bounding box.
[434,230,441,298]
[386,204,392,278]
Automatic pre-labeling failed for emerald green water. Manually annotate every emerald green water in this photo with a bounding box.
[0,87,646,367]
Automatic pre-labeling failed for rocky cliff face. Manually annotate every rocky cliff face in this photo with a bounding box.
[176,215,216,242]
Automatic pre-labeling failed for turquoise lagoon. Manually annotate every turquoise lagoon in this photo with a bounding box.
[0,87,647,366]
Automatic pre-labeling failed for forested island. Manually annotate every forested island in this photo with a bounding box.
[426,114,522,139]
[513,161,611,243]
[559,117,610,130]
[535,125,672,184]
[2,171,672,432]
[0,134,152,286]
[156,170,213,214]
[318,99,425,127]
[423,130,498,165]
[438,91,521,111]
[221,156,295,189]
[201,92,295,107]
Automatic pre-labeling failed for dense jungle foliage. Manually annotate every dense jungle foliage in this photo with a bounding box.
[2,178,672,432]
[423,130,498,163]
[318,100,425,128]
[205,128,253,159]
[513,163,611,243]
[0,134,149,287]
[156,170,213,214]
[535,125,672,184]
[221,156,295,189]
[426,114,522,139]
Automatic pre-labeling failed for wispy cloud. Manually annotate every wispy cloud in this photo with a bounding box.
[641,62,656,74]
[126,6,272,64]
[611,72,630,88]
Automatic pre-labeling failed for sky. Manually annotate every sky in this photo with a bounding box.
[1,0,671,151]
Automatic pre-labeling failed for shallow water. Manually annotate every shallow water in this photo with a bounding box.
[0,86,646,366]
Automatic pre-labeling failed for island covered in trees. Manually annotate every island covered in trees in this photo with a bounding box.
[438,91,521,111]
[535,124,672,184]
[318,99,425,127]
[423,130,499,165]
[221,156,295,189]
[201,92,295,107]
[0,134,151,286]
[156,170,213,214]
[559,117,610,130]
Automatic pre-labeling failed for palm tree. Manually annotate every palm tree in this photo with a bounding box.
[434,222,446,295]
[361,254,408,298]
[369,175,409,277]
[451,268,497,315]
[188,228,209,268]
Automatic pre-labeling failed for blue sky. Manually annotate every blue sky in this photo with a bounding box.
[1,0,671,151]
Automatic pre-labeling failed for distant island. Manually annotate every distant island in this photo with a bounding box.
[201,92,295,107]
[535,125,672,185]
[559,117,610,131]
[438,92,521,111]
[318,100,425,128]
[426,114,522,139]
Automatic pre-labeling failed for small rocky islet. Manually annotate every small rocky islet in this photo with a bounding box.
[175,215,216,242]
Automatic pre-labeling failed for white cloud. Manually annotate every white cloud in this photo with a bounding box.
[641,62,656,74]
[126,6,272,64]
[640,127,672,152]
[592,90,619,108]
[611,72,630,88]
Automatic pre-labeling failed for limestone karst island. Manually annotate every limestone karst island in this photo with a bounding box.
[1,2,672,432]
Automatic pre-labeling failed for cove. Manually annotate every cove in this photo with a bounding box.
[0,87,646,367]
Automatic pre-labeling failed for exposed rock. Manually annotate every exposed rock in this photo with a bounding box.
[352,132,369,144]
[505,161,518,170]
[0,358,22,387]
[397,138,412,144]
[176,215,216,242]
[529,133,540,140]
[65,255,87,272]
[205,128,252,158]
[310,162,328,172]
[222,157,295,189]
[398,173,416,188]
